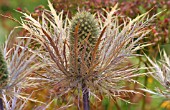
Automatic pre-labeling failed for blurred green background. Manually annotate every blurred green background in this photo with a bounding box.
[0,0,48,43]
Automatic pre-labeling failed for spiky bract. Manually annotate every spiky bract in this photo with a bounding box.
[145,51,170,98]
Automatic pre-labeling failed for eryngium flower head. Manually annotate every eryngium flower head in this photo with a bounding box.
[20,1,157,108]
[0,49,9,89]
[70,11,99,46]
[69,11,99,73]
[0,29,42,109]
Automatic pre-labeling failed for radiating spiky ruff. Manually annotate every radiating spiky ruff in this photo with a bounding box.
[0,50,8,89]
[146,51,170,98]
[0,31,43,109]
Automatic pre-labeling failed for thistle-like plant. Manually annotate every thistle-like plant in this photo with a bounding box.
[69,11,99,71]
[69,11,100,110]
[0,29,42,110]
[20,1,157,109]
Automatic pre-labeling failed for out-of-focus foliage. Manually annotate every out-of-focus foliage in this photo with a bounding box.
[0,0,48,43]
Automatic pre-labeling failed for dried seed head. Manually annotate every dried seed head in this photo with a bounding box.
[0,50,8,89]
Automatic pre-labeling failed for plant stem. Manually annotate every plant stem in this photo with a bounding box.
[0,97,4,110]
[115,102,121,110]
[82,80,90,110]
